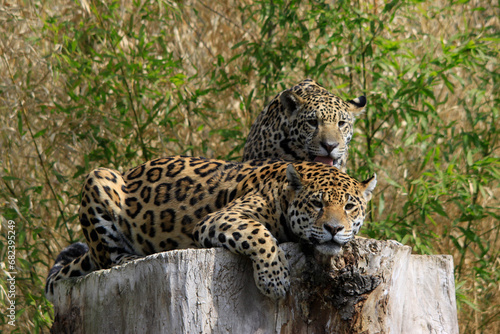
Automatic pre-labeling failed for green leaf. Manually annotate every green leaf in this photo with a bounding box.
[466,151,473,166]
[17,111,24,135]
[170,73,187,87]
[378,192,385,215]
[33,128,47,138]
[430,201,449,218]
[2,176,20,181]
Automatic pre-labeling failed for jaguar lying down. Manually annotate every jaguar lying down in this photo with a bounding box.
[46,156,376,300]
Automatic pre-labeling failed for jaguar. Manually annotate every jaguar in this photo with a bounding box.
[243,79,366,172]
[46,156,376,300]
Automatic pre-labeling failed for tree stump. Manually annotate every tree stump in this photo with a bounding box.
[50,238,459,333]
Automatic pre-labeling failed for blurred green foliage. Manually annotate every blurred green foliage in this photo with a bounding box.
[0,0,498,332]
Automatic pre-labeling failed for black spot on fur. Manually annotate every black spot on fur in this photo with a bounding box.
[181,215,193,226]
[175,176,194,201]
[215,189,228,209]
[89,229,99,242]
[140,186,152,203]
[154,183,172,205]
[159,209,176,232]
[127,165,145,180]
[165,159,185,177]
[125,198,143,219]
[127,180,143,193]
[146,167,163,183]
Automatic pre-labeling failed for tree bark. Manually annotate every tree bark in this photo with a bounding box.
[50,238,459,334]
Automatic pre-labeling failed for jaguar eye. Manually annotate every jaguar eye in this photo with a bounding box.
[307,119,318,128]
[345,203,355,210]
[311,200,323,208]
[338,121,346,127]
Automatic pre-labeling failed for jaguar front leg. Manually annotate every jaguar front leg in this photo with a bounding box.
[193,205,290,299]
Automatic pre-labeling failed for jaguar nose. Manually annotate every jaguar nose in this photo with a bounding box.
[325,224,344,236]
[321,141,338,154]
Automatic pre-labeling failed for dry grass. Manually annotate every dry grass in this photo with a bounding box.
[0,0,498,332]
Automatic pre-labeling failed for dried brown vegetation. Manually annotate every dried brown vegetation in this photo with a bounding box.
[0,0,498,332]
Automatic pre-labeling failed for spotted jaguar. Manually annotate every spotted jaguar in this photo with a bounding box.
[243,79,366,172]
[46,156,376,299]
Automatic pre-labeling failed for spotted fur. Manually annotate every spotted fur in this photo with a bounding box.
[46,156,376,300]
[243,79,366,172]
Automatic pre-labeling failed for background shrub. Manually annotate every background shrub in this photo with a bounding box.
[0,0,498,332]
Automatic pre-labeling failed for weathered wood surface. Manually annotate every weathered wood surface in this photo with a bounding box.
[50,239,459,334]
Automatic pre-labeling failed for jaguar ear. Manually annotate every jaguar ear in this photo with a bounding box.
[286,164,304,191]
[361,173,377,202]
[347,95,367,118]
[280,90,305,117]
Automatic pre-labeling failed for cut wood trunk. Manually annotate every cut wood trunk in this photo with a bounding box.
[50,239,459,333]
